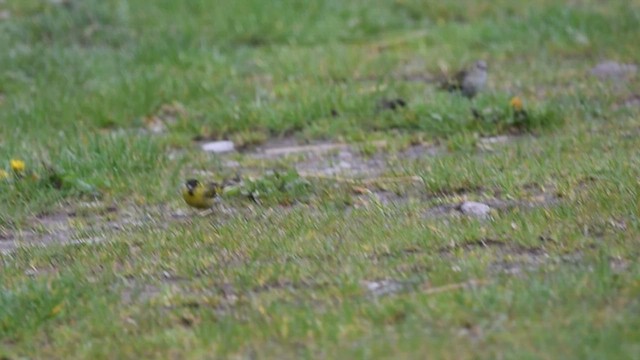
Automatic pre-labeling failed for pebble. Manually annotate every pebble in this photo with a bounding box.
[459,201,492,219]
[202,140,235,153]
[479,135,512,145]
[362,279,404,297]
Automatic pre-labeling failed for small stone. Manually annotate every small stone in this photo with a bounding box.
[459,201,491,219]
[171,209,188,219]
[362,279,404,297]
[202,140,235,153]
[590,61,637,80]
[479,135,512,145]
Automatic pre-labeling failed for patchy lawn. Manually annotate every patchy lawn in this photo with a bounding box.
[1,0,639,358]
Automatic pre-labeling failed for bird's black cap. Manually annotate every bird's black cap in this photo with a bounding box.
[185,179,200,190]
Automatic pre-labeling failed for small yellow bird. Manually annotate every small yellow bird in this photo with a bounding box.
[182,179,222,209]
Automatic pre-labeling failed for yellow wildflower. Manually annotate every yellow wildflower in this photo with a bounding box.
[510,96,523,111]
[10,159,25,172]
[0,169,8,180]
[50,303,64,316]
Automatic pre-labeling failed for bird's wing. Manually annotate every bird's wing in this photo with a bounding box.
[205,182,221,198]
[452,69,468,86]
[438,69,466,91]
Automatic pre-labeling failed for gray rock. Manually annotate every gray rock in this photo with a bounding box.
[459,201,491,219]
[479,135,512,145]
[591,61,637,80]
[202,140,235,153]
[362,279,404,297]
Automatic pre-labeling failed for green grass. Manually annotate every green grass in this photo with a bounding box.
[1,0,640,358]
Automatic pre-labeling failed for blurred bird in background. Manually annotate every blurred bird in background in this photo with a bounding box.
[440,60,488,98]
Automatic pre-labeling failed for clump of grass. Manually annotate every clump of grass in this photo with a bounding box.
[446,132,478,152]
[39,163,100,197]
[513,104,564,132]
[469,95,565,135]
[356,141,381,157]
[0,158,101,220]
[240,169,312,206]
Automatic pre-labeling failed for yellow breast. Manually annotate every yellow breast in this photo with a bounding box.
[182,188,215,209]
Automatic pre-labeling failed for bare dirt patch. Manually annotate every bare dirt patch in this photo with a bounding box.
[0,204,189,254]
[619,94,640,108]
[249,140,392,178]
[437,238,590,276]
[1,137,559,255]
[440,238,551,275]
[421,189,561,219]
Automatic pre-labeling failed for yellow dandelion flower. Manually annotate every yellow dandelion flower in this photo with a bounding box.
[50,303,64,316]
[510,96,523,111]
[10,159,25,172]
[0,169,8,180]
